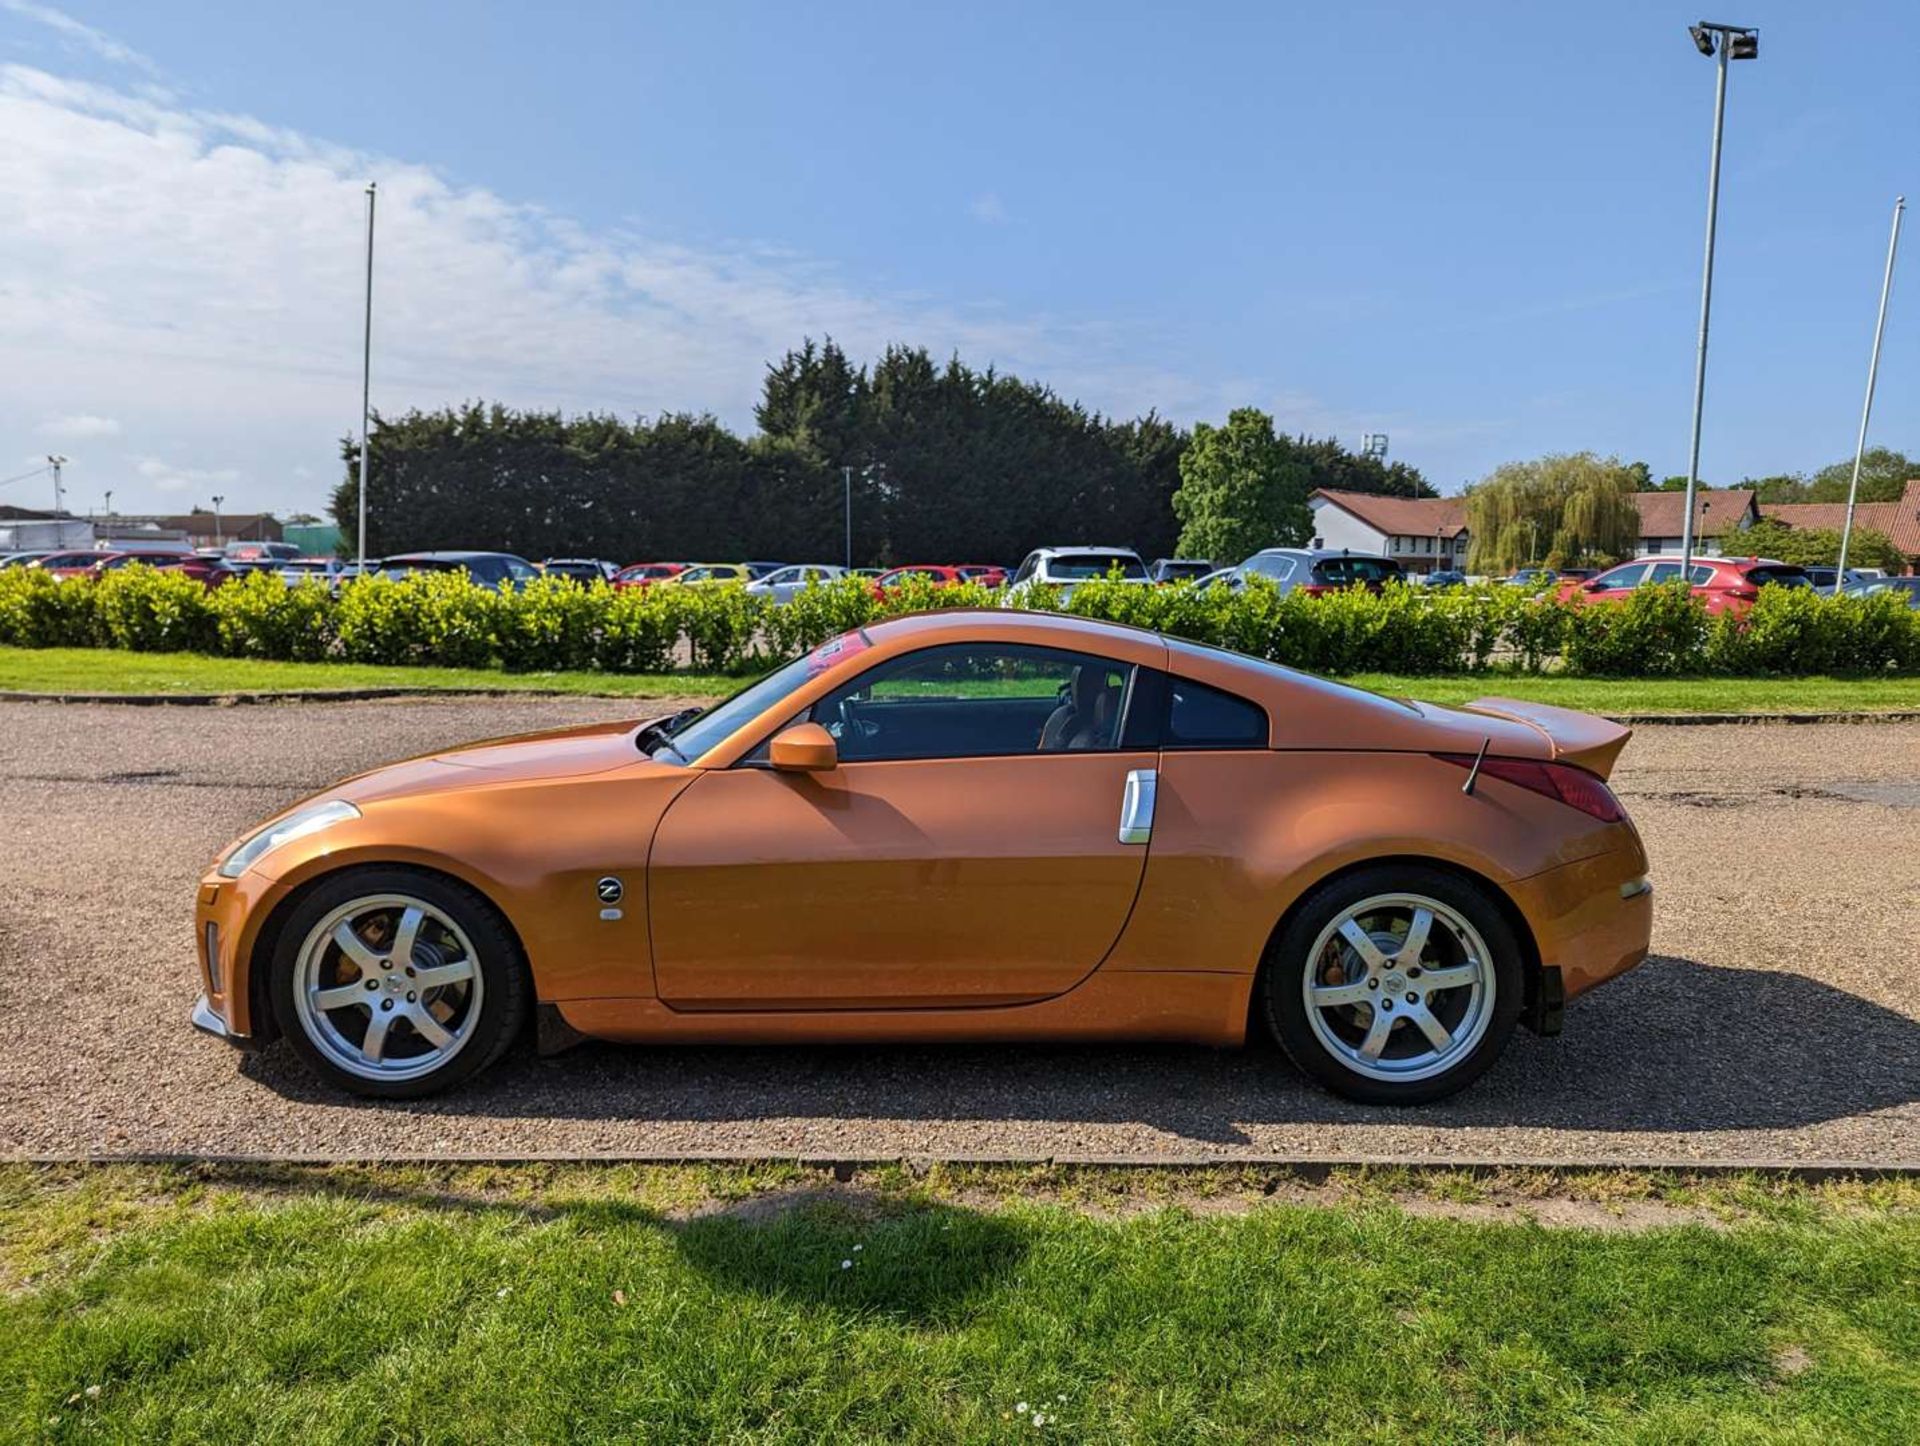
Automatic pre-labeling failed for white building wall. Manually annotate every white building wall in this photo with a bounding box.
[1307,500,1388,555]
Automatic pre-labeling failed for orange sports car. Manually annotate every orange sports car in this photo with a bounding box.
[191,610,1651,1104]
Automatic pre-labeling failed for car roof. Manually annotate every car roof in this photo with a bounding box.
[385,550,523,562]
[1032,545,1143,557]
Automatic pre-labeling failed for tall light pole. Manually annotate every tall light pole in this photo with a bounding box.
[843,465,852,569]
[356,181,377,576]
[46,455,68,516]
[211,494,226,548]
[1838,197,1904,581]
[1679,22,1759,570]
[103,489,113,520]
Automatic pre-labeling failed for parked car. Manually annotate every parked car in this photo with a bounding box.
[87,549,242,588]
[1230,549,1407,596]
[746,564,847,604]
[1149,558,1215,584]
[743,561,789,581]
[191,608,1651,1106]
[661,563,753,586]
[1844,576,1920,608]
[1423,570,1469,589]
[380,551,540,590]
[1802,566,1872,595]
[1005,546,1152,603]
[1554,556,1810,616]
[1501,568,1557,588]
[225,541,302,566]
[277,557,359,590]
[29,549,115,580]
[540,558,618,585]
[0,550,51,569]
[612,562,687,590]
[956,564,1010,588]
[873,564,967,596]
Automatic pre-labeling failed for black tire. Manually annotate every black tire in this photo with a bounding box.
[1256,864,1524,1106]
[268,866,529,1100]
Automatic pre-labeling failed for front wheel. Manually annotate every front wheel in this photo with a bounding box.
[1257,866,1523,1105]
[268,868,528,1099]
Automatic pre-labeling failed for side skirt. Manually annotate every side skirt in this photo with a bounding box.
[554,970,1253,1049]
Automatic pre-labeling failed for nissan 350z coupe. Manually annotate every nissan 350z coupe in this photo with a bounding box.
[192,610,1652,1105]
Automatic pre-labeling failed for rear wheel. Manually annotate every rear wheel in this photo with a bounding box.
[268,868,528,1099]
[1258,866,1523,1105]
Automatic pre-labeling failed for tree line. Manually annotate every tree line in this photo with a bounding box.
[330,340,1430,565]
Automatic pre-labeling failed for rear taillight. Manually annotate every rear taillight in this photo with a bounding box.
[1436,753,1625,822]
[1727,584,1760,601]
[1298,584,1332,597]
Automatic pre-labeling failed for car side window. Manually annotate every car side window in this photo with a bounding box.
[1689,564,1716,585]
[812,644,1134,763]
[1245,554,1296,581]
[1165,677,1269,748]
[1596,563,1646,589]
[1643,563,1682,586]
[1012,553,1038,585]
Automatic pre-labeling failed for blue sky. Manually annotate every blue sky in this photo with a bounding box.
[3,1,1917,517]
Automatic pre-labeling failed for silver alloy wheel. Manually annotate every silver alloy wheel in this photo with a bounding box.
[1300,892,1494,1084]
[290,893,484,1083]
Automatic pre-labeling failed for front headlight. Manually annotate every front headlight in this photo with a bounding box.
[217,799,360,879]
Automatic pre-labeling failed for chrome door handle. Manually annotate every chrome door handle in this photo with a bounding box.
[1118,768,1157,845]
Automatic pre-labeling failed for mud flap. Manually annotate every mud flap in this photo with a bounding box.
[1522,965,1565,1037]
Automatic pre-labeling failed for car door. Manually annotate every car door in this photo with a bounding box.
[648,641,1159,1009]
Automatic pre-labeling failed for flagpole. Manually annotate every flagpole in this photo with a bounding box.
[1837,196,1903,582]
[356,181,377,575]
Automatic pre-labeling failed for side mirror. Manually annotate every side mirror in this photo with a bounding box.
[769,722,838,773]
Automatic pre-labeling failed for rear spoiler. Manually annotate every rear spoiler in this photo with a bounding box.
[1461,697,1633,780]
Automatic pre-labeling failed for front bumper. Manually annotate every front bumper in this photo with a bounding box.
[191,992,256,1049]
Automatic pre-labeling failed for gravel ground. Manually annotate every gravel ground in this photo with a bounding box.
[2,696,1917,1164]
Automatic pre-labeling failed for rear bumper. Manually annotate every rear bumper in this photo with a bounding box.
[1508,843,1653,1004]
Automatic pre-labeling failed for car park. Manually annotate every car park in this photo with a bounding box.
[745,564,846,603]
[1554,555,1810,616]
[191,608,1651,1107]
[1150,558,1215,584]
[380,551,540,589]
[540,558,619,584]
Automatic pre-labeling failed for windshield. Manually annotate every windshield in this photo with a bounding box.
[652,630,872,763]
[1048,554,1148,580]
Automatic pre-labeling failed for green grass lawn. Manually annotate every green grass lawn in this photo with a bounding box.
[3,1165,1916,1443]
[3,645,1918,714]
[0,647,733,700]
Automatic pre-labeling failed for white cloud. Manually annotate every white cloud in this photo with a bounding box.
[37,412,120,439]
[969,193,1009,225]
[134,455,240,496]
[0,61,1166,516]
[1,2,157,75]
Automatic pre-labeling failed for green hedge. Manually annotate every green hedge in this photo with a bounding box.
[1,564,1916,679]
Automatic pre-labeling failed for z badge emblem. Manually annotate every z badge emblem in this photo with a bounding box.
[596,876,624,905]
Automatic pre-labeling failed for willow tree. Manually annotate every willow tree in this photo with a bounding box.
[1464,452,1642,574]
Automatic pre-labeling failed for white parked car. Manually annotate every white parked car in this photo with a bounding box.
[1004,546,1151,604]
[745,563,847,604]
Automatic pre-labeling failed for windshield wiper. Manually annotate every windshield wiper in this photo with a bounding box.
[634,706,704,756]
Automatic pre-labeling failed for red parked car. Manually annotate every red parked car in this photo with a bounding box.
[28,550,112,580]
[871,564,966,597]
[955,564,1009,588]
[1555,555,1811,616]
[612,562,688,590]
[89,550,241,588]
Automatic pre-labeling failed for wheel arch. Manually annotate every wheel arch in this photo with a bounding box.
[1247,853,1544,1038]
[243,858,534,1049]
